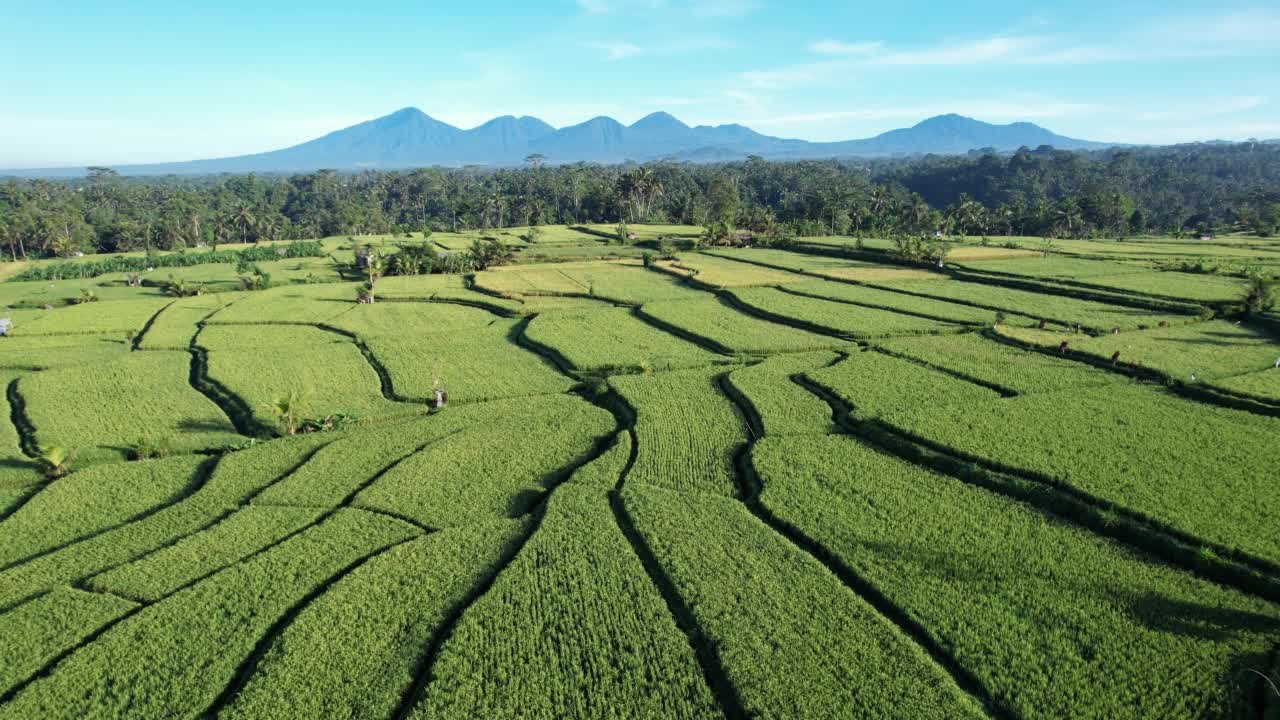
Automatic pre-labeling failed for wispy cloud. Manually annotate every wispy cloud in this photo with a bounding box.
[577,0,759,17]
[692,0,761,17]
[809,39,882,56]
[584,35,733,60]
[871,36,1043,65]
[1136,96,1266,121]
[799,9,1280,70]
[576,0,662,14]
[586,41,643,60]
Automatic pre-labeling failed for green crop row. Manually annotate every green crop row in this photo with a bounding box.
[11,241,326,282]
[781,279,1020,325]
[957,256,1148,281]
[414,485,721,719]
[221,517,530,720]
[663,253,802,288]
[352,396,614,528]
[639,298,843,354]
[807,349,1001,419]
[726,287,961,339]
[85,505,324,602]
[753,434,1280,719]
[620,484,988,719]
[724,352,838,436]
[524,307,720,372]
[0,434,333,609]
[1069,270,1247,304]
[997,320,1280,383]
[1210,367,1280,403]
[7,298,172,338]
[365,321,575,404]
[880,384,1280,567]
[325,301,498,338]
[611,368,745,497]
[135,294,239,350]
[256,395,597,512]
[203,282,360,326]
[477,264,705,305]
[198,325,411,432]
[701,247,864,273]
[0,334,129,372]
[874,333,1122,395]
[0,455,206,569]
[0,588,137,698]
[567,431,632,488]
[869,278,1196,332]
[20,351,244,465]
[0,508,419,720]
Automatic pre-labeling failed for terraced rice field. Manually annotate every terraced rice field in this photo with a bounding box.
[0,228,1276,719]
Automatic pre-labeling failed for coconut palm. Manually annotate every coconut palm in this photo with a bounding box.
[38,446,73,479]
[229,205,256,244]
[265,390,306,436]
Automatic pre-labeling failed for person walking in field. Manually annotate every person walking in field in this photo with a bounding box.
[1110,351,1120,365]
[1057,340,1069,354]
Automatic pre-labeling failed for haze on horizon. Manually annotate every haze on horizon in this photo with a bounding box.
[1,0,1278,168]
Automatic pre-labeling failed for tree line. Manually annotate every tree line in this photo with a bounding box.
[2,142,1279,260]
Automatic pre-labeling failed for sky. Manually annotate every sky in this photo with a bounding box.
[1,0,1278,167]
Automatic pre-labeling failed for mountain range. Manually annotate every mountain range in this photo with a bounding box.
[5,109,1115,176]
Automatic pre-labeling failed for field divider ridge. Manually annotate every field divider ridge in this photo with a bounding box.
[712,370,1010,720]
[792,372,1280,602]
[606,490,750,720]
[202,533,423,718]
[188,324,272,438]
[0,456,221,576]
[985,328,1280,418]
[129,299,177,351]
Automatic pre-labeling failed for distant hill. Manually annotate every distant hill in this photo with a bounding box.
[2,109,1114,176]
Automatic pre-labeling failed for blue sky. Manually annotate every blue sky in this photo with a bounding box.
[1,0,1278,166]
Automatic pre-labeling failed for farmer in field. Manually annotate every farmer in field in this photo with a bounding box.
[433,383,448,409]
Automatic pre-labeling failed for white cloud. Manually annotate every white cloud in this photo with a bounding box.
[586,41,643,60]
[692,0,760,17]
[584,35,733,61]
[809,39,882,56]
[1136,96,1266,122]
[871,36,1043,65]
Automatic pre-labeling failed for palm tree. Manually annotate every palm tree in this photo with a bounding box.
[266,390,306,436]
[229,205,256,244]
[1053,198,1084,239]
[38,446,72,479]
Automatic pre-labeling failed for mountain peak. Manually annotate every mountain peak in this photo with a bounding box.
[631,111,689,132]
[914,113,982,129]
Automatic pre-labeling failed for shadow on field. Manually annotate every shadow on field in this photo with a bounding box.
[178,418,238,433]
[1126,592,1280,641]
[0,458,37,471]
[506,488,544,517]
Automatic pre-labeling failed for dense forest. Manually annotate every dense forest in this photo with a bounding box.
[2,143,1279,259]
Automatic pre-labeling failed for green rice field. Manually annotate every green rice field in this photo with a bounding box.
[0,225,1276,719]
